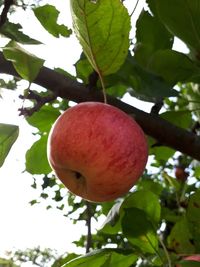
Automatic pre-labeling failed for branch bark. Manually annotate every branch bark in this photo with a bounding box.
[0,52,200,161]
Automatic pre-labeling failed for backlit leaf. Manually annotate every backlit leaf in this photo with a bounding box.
[34,5,72,38]
[26,135,51,174]
[70,0,131,76]
[3,41,44,82]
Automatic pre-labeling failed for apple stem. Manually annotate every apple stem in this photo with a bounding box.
[98,73,107,104]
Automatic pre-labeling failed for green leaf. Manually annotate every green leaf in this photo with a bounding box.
[161,110,192,129]
[187,190,200,250]
[148,50,200,84]
[122,207,158,253]
[154,0,200,52]
[26,135,51,174]
[62,248,137,267]
[100,202,122,234]
[0,21,41,44]
[26,105,60,133]
[186,84,200,122]
[135,10,173,67]
[167,217,195,254]
[3,41,44,82]
[0,123,19,167]
[121,190,161,224]
[108,54,178,102]
[70,0,131,76]
[34,5,72,38]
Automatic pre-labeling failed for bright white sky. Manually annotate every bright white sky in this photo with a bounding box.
[0,0,187,264]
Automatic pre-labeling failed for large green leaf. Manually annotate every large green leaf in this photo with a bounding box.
[107,54,178,102]
[0,123,19,167]
[135,10,173,67]
[121,190,161,224]
[148,50,200,84]
[70,0,130,76]
[26,105,60,133]
[62,248,137,267]
[26,135,51,174]
[34,5,72,38]
[0,22,41,44]
[122,208,158,253]
[154,0,200,52]
[3,41,44,82]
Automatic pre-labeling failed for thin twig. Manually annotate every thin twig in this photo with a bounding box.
[130,0,140,17]
[85,201,93,253]
[18,90,58,116]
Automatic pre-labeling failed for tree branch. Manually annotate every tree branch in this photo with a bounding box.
[0,0,14,28]
[0,51,200,161]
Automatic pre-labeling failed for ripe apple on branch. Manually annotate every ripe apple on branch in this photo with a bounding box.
[47,102,148,202]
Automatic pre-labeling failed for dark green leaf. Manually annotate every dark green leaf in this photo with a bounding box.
[26,105,60,133]
[70,0,131,76]
[108,54,178,102]
[187,190,200,250]
[121,207,158,253]
[161,110,192,129]
[62,248,137,267]
[121,190,161,224]
[3,41,44,82]
[135,10,173,66]
[0,123,19,167]
[34,5,72,38]
[154,0,200,52]
[167,217,195,254]
[148,50,200,84]
[100,202,122,234]
[25,135,51,174]
[0,22,41,44]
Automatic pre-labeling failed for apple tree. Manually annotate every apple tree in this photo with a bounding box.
[1,0,200,266]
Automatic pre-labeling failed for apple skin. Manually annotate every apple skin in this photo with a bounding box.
[47,102,148,202]
[175,167,188,182]
[176,255,200,266]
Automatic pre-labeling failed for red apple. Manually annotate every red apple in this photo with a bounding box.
[176,255,200,266]
[47,102,148,202]
[175,167,188,182]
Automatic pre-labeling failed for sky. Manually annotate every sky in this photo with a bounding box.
[0,0,188,264]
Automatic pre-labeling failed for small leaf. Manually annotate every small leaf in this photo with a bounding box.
[0,123,19,167]
[34,5,72,38]
[0,21,41,44]
[26,105,60,133]
[3,41,44,82]
[70,0,131,76]
[122,207,158,253]
[26,135,51,174]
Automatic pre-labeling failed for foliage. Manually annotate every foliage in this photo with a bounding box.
[1,0,200,267]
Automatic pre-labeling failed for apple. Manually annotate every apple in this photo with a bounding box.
[176,255,200,266]
[175,167,188,182]
[47,102,148,202]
